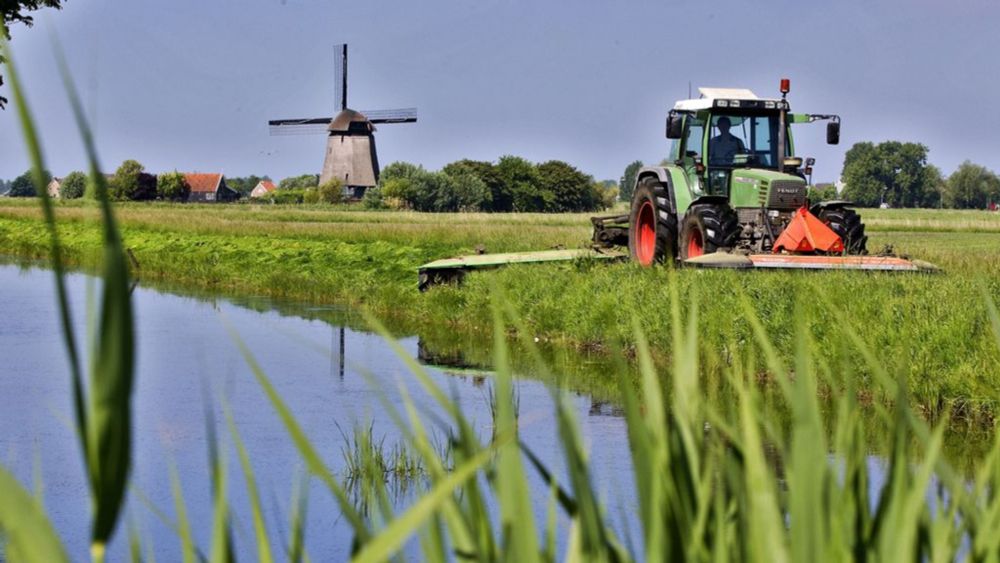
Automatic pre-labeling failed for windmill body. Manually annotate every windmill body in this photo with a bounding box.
[269,45,416,198]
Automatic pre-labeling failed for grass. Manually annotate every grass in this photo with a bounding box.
[1,199,999,417]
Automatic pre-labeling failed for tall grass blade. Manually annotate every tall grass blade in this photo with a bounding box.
[224,323,371,546]
[0,466,68,562]
[489,299,540,562]
[168,462,197,563]
[225,407,274,563]
[352,444,497,563]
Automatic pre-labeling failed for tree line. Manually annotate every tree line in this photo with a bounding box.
[363,156,617,213]
[616,141,1000,209]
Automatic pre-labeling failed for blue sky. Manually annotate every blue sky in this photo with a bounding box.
[1,0,996,184]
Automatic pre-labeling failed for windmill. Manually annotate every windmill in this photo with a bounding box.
[268,44,417,199]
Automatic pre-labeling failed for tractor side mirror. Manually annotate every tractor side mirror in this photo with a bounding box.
[826,121,840,145]
[666,112,684,139]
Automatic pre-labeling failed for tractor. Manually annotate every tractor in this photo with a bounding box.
[417,79,934,290]
[591,79,925,271]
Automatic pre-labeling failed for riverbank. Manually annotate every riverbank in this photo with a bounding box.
[2,199,999,418]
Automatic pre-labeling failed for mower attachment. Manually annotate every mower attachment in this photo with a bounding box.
[684,252,939,272]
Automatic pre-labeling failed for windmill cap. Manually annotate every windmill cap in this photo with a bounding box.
[329,109,373,132]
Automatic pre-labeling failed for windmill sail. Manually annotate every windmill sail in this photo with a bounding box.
[334,43,347,112]
[269,108,417,135]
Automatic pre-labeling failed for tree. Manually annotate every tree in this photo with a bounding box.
[110,159,156,201]
[8,169,37,197]
[278,174,319,191]
[156,171,190,202]
[496,155,543,212]
[943,161,1000,209]
[619,160,643,202]
[1,1,64,110]
[536,160,598,212]
[593,180,618,209]
[317,178,345,203]
[840,141,939,207]
[60,170,87,199]
[443,159,508,211]
[439,168,490,212]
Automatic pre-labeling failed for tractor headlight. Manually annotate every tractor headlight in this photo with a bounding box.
[716,100,729,107]
[764,101,776,109]
[730,100,741,107]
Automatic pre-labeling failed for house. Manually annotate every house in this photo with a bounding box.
[46,177,62,198]
[250,180,277,198]
[183,173,239,203]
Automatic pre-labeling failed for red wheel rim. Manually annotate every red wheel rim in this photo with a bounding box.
[687,228,704,258]
[636,201,656,265]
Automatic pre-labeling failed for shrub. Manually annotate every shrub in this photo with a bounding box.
[267,188,306,204]
[317,178,346,204]
[302,188,321,204]
[59,171,87,199]
[361,186,386,209]
[156,171,190,202]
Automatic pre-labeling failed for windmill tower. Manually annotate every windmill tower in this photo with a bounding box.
[268,44,417,199]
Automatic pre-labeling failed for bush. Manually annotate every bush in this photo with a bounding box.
[267,188,306,204]
[361,186,386,209]
[156,171,190,202]
[317,178,346,204]
[60,171,87,199]
[302,188,321,204]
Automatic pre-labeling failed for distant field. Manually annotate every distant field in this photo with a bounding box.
[2,199,999,417]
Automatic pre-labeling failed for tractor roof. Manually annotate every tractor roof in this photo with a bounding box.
[673,87,783,111]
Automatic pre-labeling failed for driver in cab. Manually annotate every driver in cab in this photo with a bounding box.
[708,116,746,165]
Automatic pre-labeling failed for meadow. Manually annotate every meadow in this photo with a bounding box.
[4,45,1000,561]
[1,199,999,417]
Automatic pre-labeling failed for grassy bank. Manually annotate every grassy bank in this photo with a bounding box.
[2,200,999,416]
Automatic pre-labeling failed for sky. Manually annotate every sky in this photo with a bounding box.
[0,0,997,184]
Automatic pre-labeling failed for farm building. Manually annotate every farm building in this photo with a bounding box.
[183,173,239,203]
[250,180,277,198]
[46,177,62,198]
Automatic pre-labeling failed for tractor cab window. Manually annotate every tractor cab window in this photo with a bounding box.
[708,115,750,166]
[682,116,704,159]
[708,113,790,168]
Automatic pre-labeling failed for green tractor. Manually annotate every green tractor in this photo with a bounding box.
[417,79,934,290]
[593,79,924,271]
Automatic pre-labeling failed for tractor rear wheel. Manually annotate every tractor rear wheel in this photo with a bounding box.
[628,176,677,266]
[678,203,740,260]
[818,207,868,254]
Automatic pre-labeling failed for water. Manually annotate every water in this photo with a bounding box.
[0,264,637,559]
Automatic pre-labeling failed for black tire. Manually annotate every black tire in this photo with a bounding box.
[628,176,677,266]
[678,203,740,260]
[817,207,868,254]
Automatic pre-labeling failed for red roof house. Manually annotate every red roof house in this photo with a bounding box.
[250,180,277,198]
[183,173,239,203]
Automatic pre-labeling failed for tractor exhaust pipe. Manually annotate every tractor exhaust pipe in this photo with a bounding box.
[777,78,789,172]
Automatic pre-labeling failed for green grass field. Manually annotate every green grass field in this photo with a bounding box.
[2,199,999,417]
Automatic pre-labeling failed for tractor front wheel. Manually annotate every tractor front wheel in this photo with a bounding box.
[628,177,677,266]
[678,203,740,260]
[818,207,868,254]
